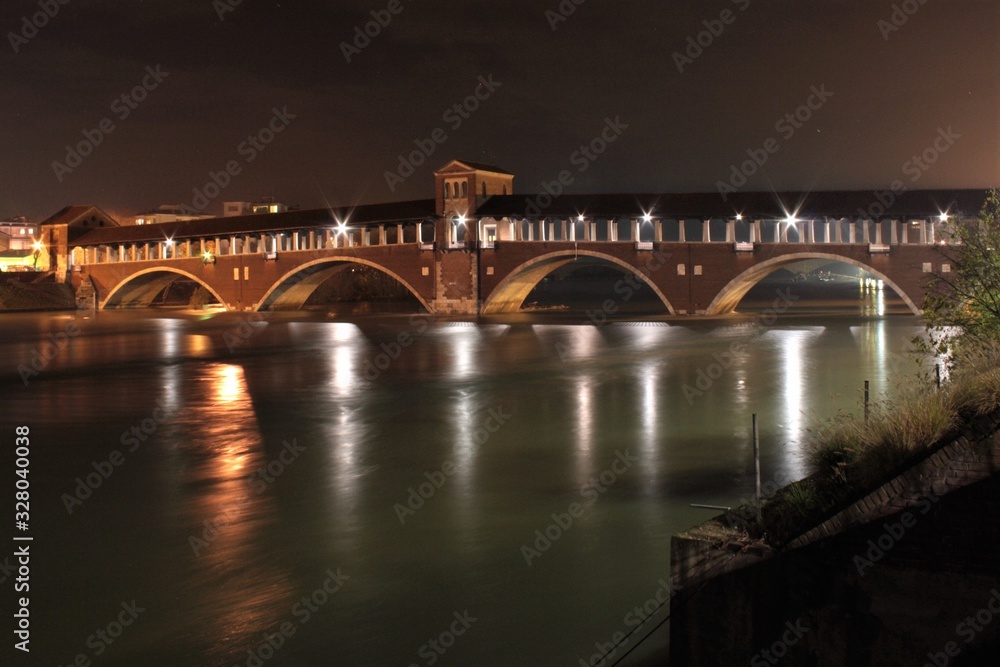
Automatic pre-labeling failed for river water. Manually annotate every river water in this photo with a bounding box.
[1,284,928,666]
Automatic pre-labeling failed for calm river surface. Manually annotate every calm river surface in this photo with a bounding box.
[1,295,928,666]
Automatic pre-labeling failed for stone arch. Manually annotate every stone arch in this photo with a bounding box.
[705,252,921,315]
[101,267,226,310]
[483,250,675,315]
[256,257,431,312]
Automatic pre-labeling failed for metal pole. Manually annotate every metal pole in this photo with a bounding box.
[753,413,761,524]
[864,381,870,421]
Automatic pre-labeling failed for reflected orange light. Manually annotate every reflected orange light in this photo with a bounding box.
[215,364,244,404]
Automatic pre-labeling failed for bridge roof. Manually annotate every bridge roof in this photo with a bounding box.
[71,199,437,246]
[474,189,992,220]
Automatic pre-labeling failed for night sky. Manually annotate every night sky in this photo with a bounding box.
[1,0,997,221]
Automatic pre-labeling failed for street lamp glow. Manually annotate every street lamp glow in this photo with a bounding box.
[457,215,467,225]
[165,239,174,247]
[32,241,43,251]
[642,212,652,223]
[336,221,348,235]
[939,213,949,222]
[577,215,585,222]
[735,213,743,221]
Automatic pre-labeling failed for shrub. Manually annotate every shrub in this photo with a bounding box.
[852,387,956,487]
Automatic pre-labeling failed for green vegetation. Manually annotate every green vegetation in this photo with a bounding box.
[921,190,1000,360]
[746,192,1000,546]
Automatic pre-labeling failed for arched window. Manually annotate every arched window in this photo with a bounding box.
[444,182,451,199]
[482,182,488,197]
[502,184,508,195]
[461,181,468,198]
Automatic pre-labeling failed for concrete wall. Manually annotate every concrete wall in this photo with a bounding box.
[670,415,1000,665]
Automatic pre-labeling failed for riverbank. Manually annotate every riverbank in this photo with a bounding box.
[0,280,76,311]
[669,404,1000,664]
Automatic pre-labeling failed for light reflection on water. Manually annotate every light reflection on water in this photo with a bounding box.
[3,310,932,665]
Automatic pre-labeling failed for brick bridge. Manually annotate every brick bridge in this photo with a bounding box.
[42,161,987,316]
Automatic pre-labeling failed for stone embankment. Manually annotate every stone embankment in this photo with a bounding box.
[0,274,76,311]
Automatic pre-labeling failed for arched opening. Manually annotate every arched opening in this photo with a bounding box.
[102,269,224,310]
[257,258,430,314]
[706,253,920,316]
[483,251,674,315]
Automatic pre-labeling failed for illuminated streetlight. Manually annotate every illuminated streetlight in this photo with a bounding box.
[642,212,652,224]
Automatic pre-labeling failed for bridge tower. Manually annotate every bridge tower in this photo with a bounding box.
[432,160,514,314]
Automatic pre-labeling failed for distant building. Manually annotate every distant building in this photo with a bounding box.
[134,205,213,226]
[223,202,252,217]
[223,197,289,217]
[0,216,39,251]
